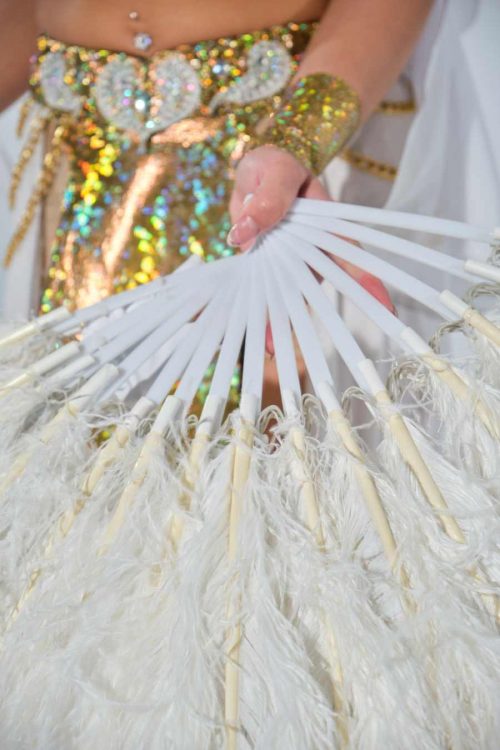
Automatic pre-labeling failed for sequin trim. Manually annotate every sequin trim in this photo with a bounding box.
[149,55,202,133]
[93,57,146,137]
[208,40,292,112]
[255,73,361,175]
[39,51,82,114]
[39,37,295,142]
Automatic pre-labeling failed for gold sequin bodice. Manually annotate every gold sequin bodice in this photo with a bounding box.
[19,25,315,312]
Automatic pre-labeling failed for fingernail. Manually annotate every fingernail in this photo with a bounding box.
[227,215,259,248]
[360,275,393,311]
[243,192,254,206]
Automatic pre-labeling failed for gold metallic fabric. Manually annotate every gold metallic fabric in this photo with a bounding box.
[11,25,314,313]
[254,73,361,175]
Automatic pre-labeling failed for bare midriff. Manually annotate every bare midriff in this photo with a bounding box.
[36,0,326,54]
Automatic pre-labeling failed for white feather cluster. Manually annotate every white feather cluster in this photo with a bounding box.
[0,396,497,749]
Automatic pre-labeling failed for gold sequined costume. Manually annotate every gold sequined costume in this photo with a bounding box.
[8,24,315,315]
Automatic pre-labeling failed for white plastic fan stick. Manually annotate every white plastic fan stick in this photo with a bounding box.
[169,275,244,410]
[2,294,169,390]
[47,307,175,388]
[399,327,500,440]
[0,306,70,351]
[266,250,403,581]
[96,289,211,399]
[464,259,500,284]
[206,258,251,404]
[1,291,181,392]
[266,251,334,394]
[281,222,453,319]
[361,359,500,616]
[144,279,239,409]
[262,257,348,743]
[262,251,301,411]
[169,260,253,551]
[271,241,371,386]
[290,197,493,243]
[292,214,479,282]
[224,254,267,750]
[4,295,189,417]
[0,364,119,497]
[359,359,467,544]
[98,275,243,556]
[224,413,254,750]
[79,279,206,354]
[283,235,499,438]
[165,263,251,555]
[82,396,155,496]
[8,268,165,346]
[0,340,82,390]
[441,290,500,348]
[50,252,233,345]
[4,395,157,636]
[241,254,267,413]
[52,253,203,335]
[47,354,98,387]
[269,238,468,546]
[5,400,155,631]
[111,326,192,402]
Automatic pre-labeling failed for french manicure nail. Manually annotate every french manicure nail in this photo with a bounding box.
[227,215,259,247]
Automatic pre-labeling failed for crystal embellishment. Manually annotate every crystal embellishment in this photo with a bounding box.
[94,57,145,136]
[94,54,201,141]
[79,41,291,142]
[149,55,201,132]
[133,32,153,52]
[39,52,82,114]
[209,41,293,112]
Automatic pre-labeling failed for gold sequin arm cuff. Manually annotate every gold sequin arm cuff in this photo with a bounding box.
[255,73,361,175]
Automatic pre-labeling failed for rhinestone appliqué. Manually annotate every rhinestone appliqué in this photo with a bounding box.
[94,57,145,137]
[149,55,201,132]
[94,54,201,140]
[39,52,82,114]
[209,41,292,112]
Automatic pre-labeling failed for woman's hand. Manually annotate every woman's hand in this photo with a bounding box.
[228,144,394,313]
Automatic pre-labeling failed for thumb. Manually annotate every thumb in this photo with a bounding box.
[228,147,308,248]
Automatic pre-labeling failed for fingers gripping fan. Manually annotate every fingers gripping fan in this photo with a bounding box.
[0,199,500,749]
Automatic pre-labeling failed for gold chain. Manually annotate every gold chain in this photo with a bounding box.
[5,116,69,268]
[376,98,416,115]
[16,97,35,137]
[341,148,397,181]
[9,110,53,208]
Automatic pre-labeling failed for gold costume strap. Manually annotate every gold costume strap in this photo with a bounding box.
[4,116,70,268]
[9,108,52,209]
[16,97,36,137]
[254,73,361,175]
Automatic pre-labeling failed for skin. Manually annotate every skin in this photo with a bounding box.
[0,0,434,333]
[228,0,434,304]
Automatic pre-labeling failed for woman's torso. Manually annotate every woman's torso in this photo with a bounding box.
[36,0,327,54]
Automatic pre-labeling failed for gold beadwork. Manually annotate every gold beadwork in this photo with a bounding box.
[4,117,69,267]
[16,97,35,137]
[376,98,416,115]
[341,148,397,181]
[254,73,361,175]
[9,109,52,208]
